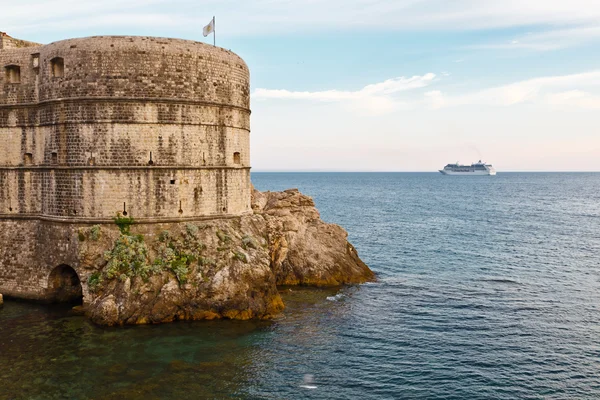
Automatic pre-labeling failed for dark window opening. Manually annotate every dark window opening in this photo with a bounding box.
[233,152,241,165]
[170,179,176,184]
[23,153,33,165]
[51,152,58,164]
[5,65,20,83]
[51,57,64,78]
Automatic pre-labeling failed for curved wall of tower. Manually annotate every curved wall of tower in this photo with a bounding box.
[0,35,251,221]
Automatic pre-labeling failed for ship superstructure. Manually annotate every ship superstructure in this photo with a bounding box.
[439,160,496,175]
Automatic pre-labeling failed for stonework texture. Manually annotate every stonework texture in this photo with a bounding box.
[0,34,252,301]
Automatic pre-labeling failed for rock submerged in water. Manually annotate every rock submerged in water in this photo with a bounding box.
[84,188,375,326]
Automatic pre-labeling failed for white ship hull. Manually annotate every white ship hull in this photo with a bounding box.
[439,169,496,176]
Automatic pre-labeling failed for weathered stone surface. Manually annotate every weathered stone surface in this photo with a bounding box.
[0,33,252,302]
[254,188,375,286]
[0,293,3,307]
[78,188,373,325]
[0,35,251,221]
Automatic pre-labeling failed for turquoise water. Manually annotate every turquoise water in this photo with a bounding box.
[2,172,600,399]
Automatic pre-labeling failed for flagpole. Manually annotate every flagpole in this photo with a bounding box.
[213,16,216,46]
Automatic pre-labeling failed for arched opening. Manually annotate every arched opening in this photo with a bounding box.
[51,57,64,78]
[47,265,83,304]
[233,152,241,165]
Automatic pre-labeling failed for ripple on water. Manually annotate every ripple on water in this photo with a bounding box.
[2,172,600,399]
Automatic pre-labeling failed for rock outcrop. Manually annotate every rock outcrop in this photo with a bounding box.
[84,188,374,325]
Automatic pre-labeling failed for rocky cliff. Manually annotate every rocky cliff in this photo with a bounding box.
[85,188,374,325]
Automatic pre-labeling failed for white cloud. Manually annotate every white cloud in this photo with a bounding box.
[4,0,600,38]
[253,73,436,115]
[427,71,600,109]
[255,70,600,113]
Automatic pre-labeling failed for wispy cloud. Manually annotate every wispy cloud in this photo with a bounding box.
[427,71,600,109]
[4,0,600,38]
[255,70,600,113]
[254,73,436,115]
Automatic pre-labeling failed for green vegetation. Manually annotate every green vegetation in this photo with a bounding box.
[242,235,258,250]
[158,230,171,243]
[233,250,248,263]
[154,225,207,285]
[216,229,231,243]
[89,225,102,241]
[103,233,157,281]
[94,222,229,289]
[88,271,102,291]
[78,225,102,242]
[114,214,134,234]
[198,256,216,267]
[185,223,199,238]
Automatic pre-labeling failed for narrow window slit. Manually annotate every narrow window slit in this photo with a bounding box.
[23,153,33,165]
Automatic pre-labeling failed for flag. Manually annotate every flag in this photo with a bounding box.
[203,18,215,37]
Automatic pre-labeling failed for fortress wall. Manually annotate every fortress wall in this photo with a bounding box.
[37,37,249,109]
[0,167,250,219]
[0,168,43,214]
[0,219,92,301]
[34,121,248,167]
[0,219,45,299]
[0,35,254,300]
[0,34,41,50]
[0,103,249,167]
[41,122,249,168]
[0,47,41,104]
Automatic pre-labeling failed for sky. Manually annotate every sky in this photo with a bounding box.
[3,0,600,171]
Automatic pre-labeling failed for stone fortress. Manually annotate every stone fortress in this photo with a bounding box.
[0,32,252,302]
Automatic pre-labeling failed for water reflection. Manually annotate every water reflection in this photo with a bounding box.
[0,287,342,400]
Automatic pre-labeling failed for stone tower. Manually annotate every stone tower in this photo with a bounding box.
[0,34,251,300]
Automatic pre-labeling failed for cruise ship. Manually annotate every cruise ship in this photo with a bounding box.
[439,160,496,175]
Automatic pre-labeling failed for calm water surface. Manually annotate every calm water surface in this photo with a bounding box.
[1,172,600,399]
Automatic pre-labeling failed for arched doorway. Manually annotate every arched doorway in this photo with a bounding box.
[47,265,83,304]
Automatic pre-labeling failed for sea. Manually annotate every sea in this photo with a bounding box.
[1,172,600,399]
